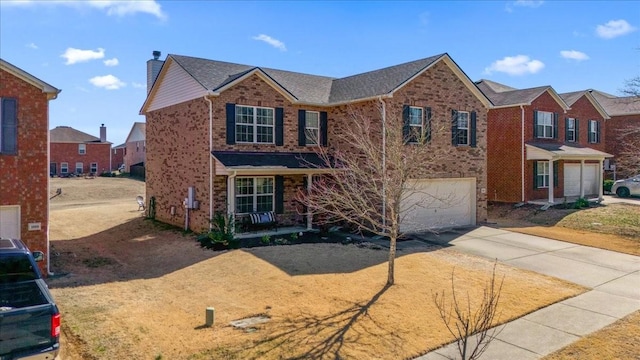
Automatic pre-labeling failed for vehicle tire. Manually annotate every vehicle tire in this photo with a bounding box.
[616,187,630,198]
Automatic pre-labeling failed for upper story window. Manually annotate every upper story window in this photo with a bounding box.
[235,105,274,144]
[0,98,18,155]
[78,143,86,155]
[535,111,554,139]
[455,111,470,145]
[408,107,424,143]
[566,118,576,142]
[305,111,319,146]
[235,176,274,214]
[589,120,600,143]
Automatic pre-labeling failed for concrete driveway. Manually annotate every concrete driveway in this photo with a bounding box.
[601,194,640,205]
[415,227,640,360]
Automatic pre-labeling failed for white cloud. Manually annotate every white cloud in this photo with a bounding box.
[61,47,105,65]
[596,19,636,39]
[89,74,125,90]
[26,42,38,49]
[104,58,119,66]
[132,82,146,89]
[560,50,589,61]
[1,0,166,20]
[484,55,545,76]
[252,34,286,51]
[514,0,544,7]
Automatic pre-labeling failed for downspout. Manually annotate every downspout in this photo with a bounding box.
[378,96,386,229]
[520,105,525,203]
[46,102,53,276]
[204,93,214,229]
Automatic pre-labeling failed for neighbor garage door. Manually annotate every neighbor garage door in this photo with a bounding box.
[0,206,20,239]
[564,164,598,197]
[400,178,476,233]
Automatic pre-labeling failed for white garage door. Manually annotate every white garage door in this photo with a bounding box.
[564,164,598,197]
[400,178,476,233]
[0,206,20,239]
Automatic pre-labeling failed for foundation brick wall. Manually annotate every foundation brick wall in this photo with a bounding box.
[146,62,490,232]
[0,68,50,274]
[50,142,112,175]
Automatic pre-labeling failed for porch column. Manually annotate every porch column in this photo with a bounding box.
[227,175,235,216]
[579,160,585,198]
[548,159,555,204]
[306,174,313,230]
[598,159,604,202]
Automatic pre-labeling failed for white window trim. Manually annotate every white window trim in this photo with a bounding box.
[78,143,86,155]
[536,111,554,139]
[235,105,275,144]
[409,107,424,143]
[61,162,68,174]
[75,162,83,174]
[90,162,98,173]
[305,111,320,146]
[537,162,550,188]
[457,111,470,146]
[567,118,576,142]
[589,120,598,143]
[235,176,275,214]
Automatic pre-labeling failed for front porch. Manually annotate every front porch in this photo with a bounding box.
[235,225,309,239]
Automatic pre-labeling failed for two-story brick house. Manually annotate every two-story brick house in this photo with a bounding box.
[591,90,640,179]
[112,143,125,171]
[0,58,60,274]
[477,79,611,204]
[141,52,492,234]
[50,125,112,176]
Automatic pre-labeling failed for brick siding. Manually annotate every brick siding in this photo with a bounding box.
[50,142,112,175]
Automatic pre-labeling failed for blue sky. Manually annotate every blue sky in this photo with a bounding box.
[1,0,638,146]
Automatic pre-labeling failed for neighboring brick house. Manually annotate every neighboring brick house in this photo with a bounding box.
[123,121,146,172]
[591,90,640,179]
[50,125,112,176]
[112,143,125,171]
[0,58,60,274]
[477,79,611,204]
[141,52,492,234]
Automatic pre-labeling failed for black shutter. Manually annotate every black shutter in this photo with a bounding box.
[1,98,17,154]
[564,118,570,141]
[451,110,458,146]
[298,110,306,146]
[470,111,477,148]
[533,161,538,189]
[575,119,580,142]
[533,111,538,137]
[275,175,284,214]
[424,107,432,143]
[553,162,559,187]
[553,113,559,139]
[402,105,410,142]
[275,107,284,146]
[596,121,601,143]
[225,103,236,145]
[320,112,328,147]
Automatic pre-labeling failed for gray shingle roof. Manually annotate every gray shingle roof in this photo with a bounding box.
[558,90,584,106]
[211,151,327,169]
[527,142,612,158]
[591,90,640,116]
[476,80,551,106]
[50,126,101,143]
[169,53,447,105]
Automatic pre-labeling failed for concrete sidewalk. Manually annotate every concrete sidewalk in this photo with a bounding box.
[414,226,640,360]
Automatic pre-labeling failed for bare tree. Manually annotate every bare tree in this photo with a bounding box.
[298,101,463,285]
[433,263,504,360]
[621,76,640,98]
[613,77,640,177]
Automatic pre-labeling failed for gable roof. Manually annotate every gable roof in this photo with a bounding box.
[0,58,61,99]
[475,79,569,110]
[559,90,609,119]
[50,126,107,143]
[590,90,640,116]
[142,53,492,113]
[125,122,146,143]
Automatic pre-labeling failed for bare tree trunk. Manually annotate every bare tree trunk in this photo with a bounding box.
[387,236,396,285]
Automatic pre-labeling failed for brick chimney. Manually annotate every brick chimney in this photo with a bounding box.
[100,124,106,142]
[147,50,164,94]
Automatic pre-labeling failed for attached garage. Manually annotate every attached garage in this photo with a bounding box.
[0,206,20,239]
[400,178,476,233]
[564,163,599,197]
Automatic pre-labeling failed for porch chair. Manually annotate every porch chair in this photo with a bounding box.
[136,196,145,211]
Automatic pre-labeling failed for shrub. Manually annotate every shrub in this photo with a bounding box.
[573,197,590,209]
[261,235,271,245]
[196,212,237,250]
[603,179,614,193]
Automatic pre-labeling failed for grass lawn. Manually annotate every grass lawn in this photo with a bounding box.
[543,310,640,360]
[489,203,640,256]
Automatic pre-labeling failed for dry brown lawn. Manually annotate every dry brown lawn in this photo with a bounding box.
[489,202,640,256]
[48,178,587,359]
[543,310,640,360]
